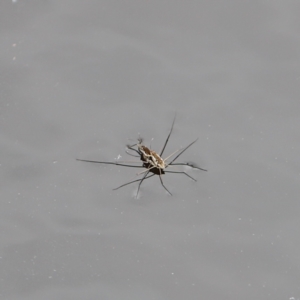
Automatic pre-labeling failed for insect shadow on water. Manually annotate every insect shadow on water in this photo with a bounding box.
[77,116,207,198]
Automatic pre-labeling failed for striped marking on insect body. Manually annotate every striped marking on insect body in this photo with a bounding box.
[138,144,166,170]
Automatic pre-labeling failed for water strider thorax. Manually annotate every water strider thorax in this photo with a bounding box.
[138,144,166,169]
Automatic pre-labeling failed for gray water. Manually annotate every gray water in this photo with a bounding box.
[1,1,300,299]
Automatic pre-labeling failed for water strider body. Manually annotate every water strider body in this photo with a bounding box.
[77,116,207,198]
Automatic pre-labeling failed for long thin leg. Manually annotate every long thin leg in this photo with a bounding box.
[125,149,140,157]
[159,114,176,156]
[164,170,197,181]
[166,139,199,166]
[126,137,142,151]
[136,170,151,198]
[158,174,172,195]
[113,173,155,191]
[163,148,181,161]
[76,158,145,168]
[114,160,143,164]
[126,146,140,156]
[170,162,207,171]
[136,165,157,176]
